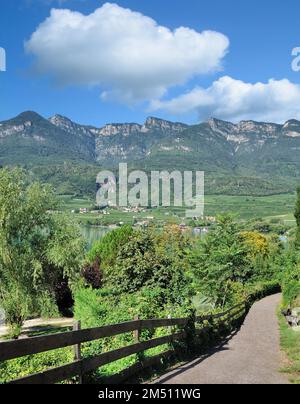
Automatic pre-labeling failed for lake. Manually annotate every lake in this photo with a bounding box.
[80,225,113,248]
[81,224,205,249]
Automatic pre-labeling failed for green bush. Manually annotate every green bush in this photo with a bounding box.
[245,281,281,306]
[87,226,133,271]
[106,226,192,303]
[2,214,289,383]
[73,285,191,380]
[282,280,300,308]
[189,215,253,307]
[0,169,85,335]
[278,311,300,384]
[280,250,300,308]
[0,348,73,384]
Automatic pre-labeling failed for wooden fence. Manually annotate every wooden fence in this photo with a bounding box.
[0,302,246,384]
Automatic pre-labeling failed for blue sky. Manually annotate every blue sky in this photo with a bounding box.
[1,0,300,127]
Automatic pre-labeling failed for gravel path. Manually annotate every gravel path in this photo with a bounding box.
[155,294,288,384]
[0,317,74,339]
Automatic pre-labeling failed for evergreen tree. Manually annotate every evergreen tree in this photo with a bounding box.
[190,215,252,307]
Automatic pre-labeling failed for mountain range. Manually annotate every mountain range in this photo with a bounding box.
[1,111,300,196]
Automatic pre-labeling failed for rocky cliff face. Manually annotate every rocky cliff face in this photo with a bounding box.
[1,111,300,183]
[94,116,187,138]
[94,117,188,163]
[49,114,94,138]
[96,123,143,137]
[282,120,300,138]
[206,118,281,144]
[144,117,188,133]
[0,111,95,164]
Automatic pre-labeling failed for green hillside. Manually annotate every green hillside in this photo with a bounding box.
[1,112,300,197]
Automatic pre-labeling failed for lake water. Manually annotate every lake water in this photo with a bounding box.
[81,225,206,249]
[80,225,113,248]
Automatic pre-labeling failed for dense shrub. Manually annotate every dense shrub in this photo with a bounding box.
[74,285,190,380]
[87,226,133,271]
[281,189,300,308]
[189,215,253,307]
[189,214,286,309]
[81,258,103,289]
[54,278,74,317]
[0,169,85,336]
[280,251,300,308]
[73,224,195,379]
[2,211,289,382]
[0,348,73,384]
[240,231,270,259]
[283,280,300,308]
[279,185,300,308]
[294,187,300,247]
[245,281,281,305]
[94,226,192,304]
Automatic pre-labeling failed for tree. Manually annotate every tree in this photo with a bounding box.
[240,231,270,259]
[190,215,252,307]
[240,231,283,283]
[0,169,85,337]
[87,225,133,273]
[106,226,191,304]
[295,186,300,247]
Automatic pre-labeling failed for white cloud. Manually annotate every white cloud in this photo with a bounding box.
[25,2,229,103]
[150,76,300,123]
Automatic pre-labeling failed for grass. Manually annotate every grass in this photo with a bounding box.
[58,194,297,225]
[27,326,72,338]
[278,312,300,384]
[204,194,296,222]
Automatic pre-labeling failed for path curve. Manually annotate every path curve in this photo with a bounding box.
[0,317,73,339]
[155,294,288,384]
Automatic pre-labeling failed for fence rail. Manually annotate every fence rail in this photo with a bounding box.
[0,302,246,384]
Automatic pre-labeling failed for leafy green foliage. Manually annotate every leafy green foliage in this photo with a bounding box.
[0,168,86,336]
[279,189,300,308]
[106,226,191,303]
[72,224,195,380]
[189,215,252,307]
[87,225,133,271]
[278,311,300,384]
[189,214,286,309]
[295,187,300,247]
[1,201,290,382]
[0,348,73,384]
[280,250,300,308]
[74,285,190,380]
[81,258,103,289]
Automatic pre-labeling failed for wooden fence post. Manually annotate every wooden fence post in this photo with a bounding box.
[134,315,144,362]
[168,315,172,334]
[133,315,140,343]
[73,320,83,384]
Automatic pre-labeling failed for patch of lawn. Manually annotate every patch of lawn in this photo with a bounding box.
[60,194,297,225]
